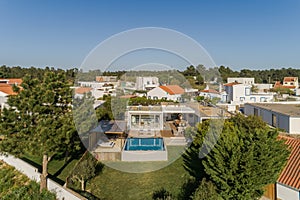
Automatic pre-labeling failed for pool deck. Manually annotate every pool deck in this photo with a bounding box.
[94,139,124,153]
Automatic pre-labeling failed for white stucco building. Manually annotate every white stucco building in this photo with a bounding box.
[136,76,159,91]
[224,82,274,104]
[244,102,300,134]
[283,77,299,89]
[227,77,255,85]
[147,85,184,102]
[0,78,22,109]
[199,85,227,102]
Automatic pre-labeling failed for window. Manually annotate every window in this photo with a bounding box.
[148,96,151,99]
[240,97,245,101]
[245,88,251,96]
[260,97,266,102]
[153,96,158,100]
[250,97,256,102]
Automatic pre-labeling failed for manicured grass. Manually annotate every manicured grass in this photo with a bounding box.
[86,146,190,200]
[21,146,191,199]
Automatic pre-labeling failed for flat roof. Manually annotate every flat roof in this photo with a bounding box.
[198,105,231,117]
[91,120,126,133]
[246,103,300,117]
[128,105,195,113]
[162,106,195,113]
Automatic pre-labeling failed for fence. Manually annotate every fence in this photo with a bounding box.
[0,154,87,200]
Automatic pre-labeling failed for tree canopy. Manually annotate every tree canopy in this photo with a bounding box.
[0,72,82,191]
[184,115,290,200]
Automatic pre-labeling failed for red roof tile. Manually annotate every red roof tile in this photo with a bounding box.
[283,77,298,82]
[0,84,17,95]
[0,78,22,85]
[159,85,184,95]
[277,135,300,190]
[274,81,296,89]
[75,87,92,94]
[200,89,219,94]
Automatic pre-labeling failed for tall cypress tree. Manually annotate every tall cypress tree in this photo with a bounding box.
[0,72,81,192]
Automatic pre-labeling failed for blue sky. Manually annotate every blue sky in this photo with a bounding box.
[0,0,300,71]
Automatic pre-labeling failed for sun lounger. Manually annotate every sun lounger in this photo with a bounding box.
[97,140,115,148]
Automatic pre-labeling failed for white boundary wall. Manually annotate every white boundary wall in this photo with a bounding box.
[0,154,86,200]
[277,183,300,200]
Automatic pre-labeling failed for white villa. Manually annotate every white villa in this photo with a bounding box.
[227,77,255,85]
[199,85,227,102]
[224,78,274,104]
[147,85,185,101]
[136,76,159,91]
[0,78,22,109]
[283,77,299,89]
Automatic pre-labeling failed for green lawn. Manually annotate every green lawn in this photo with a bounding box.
[21,146,192,200]
[86,146,190,200]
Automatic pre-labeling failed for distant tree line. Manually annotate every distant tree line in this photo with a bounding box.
[1,65,300,85]
[0,65,77,82]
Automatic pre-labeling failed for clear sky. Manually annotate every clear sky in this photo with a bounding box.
[0,0,300,71]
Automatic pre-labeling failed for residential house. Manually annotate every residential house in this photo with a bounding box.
[199,85,227,102]
[0,78,22,109]
[224,82,274,104]
[127,104,196,136]
[244,102,300,134]
[264,135,300,200]
[147,85,185,102]
[136,76,159,91]
[283,77,299,89]
[75,82,116,99]
[96,76,118,82]
[274,77,299,91]
[276,135,300,200]
[227,77,255,85]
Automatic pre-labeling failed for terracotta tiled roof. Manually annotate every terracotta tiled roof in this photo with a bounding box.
[0,78,22,85]
[283,85,296,89]
[274,81,282,88]
[277,135,300,190]
[224,82,241,86]
[283,77,298,82]
[274,81,296,89]
[0,84,17,95]
[75,87,92,94]
[200,89,219,94]
[159,85,184,95]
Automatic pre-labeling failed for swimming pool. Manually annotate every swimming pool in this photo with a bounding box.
[124,138,165,151]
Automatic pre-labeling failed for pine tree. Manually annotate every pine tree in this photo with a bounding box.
[201,116,290,200]
[183,115,290,200]
[0,72,81,192]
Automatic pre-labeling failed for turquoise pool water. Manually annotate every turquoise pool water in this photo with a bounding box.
[124,138,165,151]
